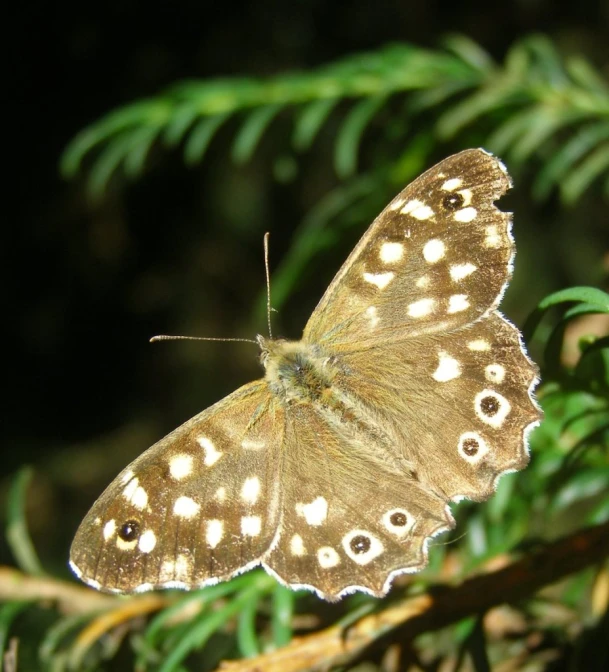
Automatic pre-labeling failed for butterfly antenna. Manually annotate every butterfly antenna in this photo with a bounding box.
[264,232,273,339]
[150,236,275,347]
[150,335,257,345]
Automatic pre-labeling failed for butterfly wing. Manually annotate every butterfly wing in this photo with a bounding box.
[277,148,540,596]
[263,401,453,600]
[303,149,513,348]
[332,312,540,503]
[70,381,285,593]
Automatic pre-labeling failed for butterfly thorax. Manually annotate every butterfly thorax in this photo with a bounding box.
[258,336,409,474]
[258,336,339,406]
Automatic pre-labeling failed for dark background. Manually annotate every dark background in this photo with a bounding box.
[5,1,608,573]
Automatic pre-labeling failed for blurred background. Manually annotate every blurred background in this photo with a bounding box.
[3,0,608,669]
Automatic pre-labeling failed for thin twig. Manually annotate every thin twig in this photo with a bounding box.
[69,594,168,668]
[0,566,167,615]
[220,521,609,672]
[0,522,606,670]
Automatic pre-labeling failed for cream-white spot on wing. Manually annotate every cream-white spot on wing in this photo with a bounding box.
[241,515,262,537]
[365,305,379,328]
[408,298,435,318]
[363,271,394,289]
[290,534,306,556]
[442,177,462,191]
[485,364,506,384]
[468,339,491,352]
[474,390,511,428]
[459,188,473,206]
[433,352,461,382]
[448,294,470,313]
[317,546,341,568]
[206,519,224,548]
[241,476,261,505]
[416,275,430,288]
[379,241,404,263]
[197,437,223,466]
[169,454,193,480]
[296,496,328,526]
[423,239,445,263]
[450,263,477,281]
[342,530,384,566]
[454,207,477,223]
[173,496,200,519]
[388,197,405,211]
[122,477,139,501]
[411,204,434,220]
[103,519,116,541]
[458,432,490,464]
[116,537,138,551]
[485,225,502,248]
[121,470,135,485]
[132,486,148,511]
[401,199,423,215]
[138,529,157,553]
[241,438,266,450]
[214,486,226,503]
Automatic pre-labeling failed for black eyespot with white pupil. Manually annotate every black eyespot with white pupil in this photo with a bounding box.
[462,438,479,456]
[350,535,371,554]
[442,192,464,211]
[390,511,408,526]
[480,395,500,416]
[119,520,140,541]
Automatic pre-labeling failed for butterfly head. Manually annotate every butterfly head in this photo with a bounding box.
[256,334,279,368]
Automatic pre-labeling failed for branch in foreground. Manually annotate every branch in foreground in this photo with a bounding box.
[0,566,171,615]
[221,522,609,672]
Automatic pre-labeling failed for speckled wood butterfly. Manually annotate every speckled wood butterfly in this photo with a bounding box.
[70,149,541,600]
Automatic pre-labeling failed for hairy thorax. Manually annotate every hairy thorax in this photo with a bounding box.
[258,336,410,475]
[259,336,340,406]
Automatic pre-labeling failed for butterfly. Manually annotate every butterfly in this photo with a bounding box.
[70,149,541,601]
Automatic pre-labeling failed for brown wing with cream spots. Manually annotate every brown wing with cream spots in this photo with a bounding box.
[263,401,453,600]
[303,149,513,349]
[70,381,284,593]
[334,312,541,504]
[263,313,539,600]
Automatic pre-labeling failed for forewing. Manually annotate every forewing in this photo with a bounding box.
[335,312,541,503]
[264,403,453,600]
[303,149,513,348]
[70,381,284,593]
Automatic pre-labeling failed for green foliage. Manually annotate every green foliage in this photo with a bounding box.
[5,468,45,577]
[60,34,609,320]
[61,35,609,203]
